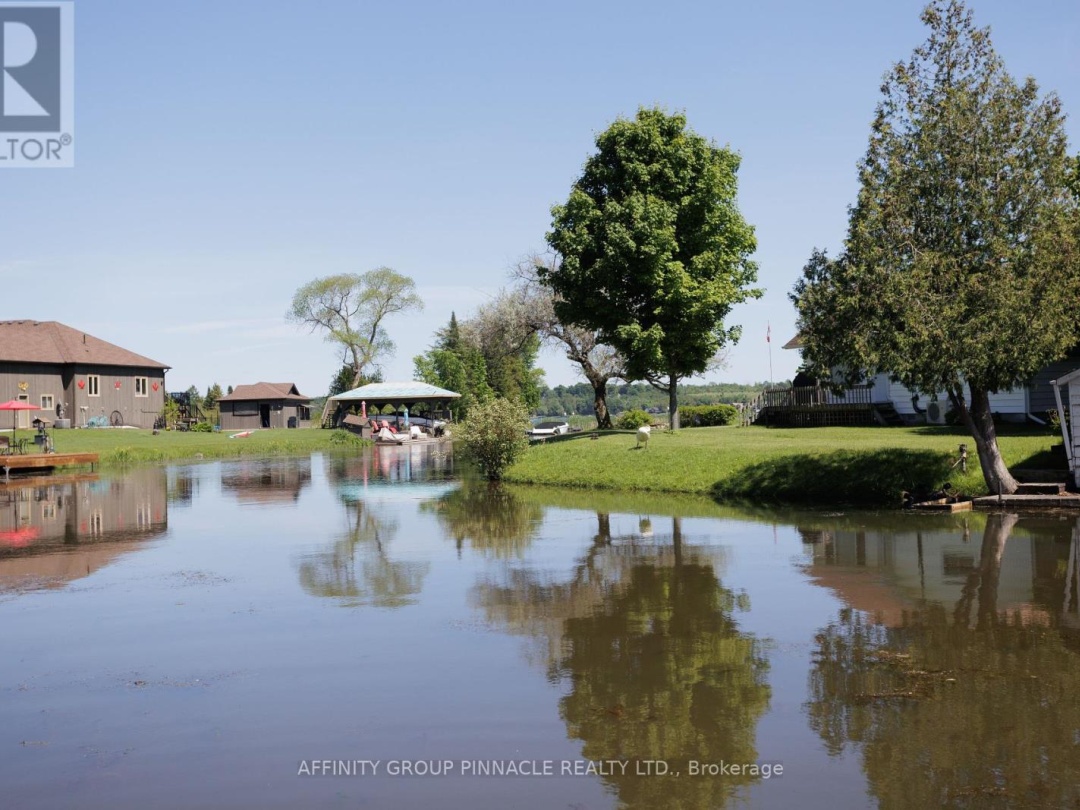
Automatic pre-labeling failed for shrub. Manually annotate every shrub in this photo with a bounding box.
[681,404,739,427]
[329,429,366,447]
[191,422,213,432]
[615,410,653,430]
[460,397,530,481]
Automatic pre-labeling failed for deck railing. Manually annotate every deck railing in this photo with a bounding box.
[761,384,873,409]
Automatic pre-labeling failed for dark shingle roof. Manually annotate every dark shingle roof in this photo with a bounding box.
[0,320,169,368]
[219,382,308,402]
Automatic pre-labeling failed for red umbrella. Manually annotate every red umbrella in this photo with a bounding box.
[0,399,40,446]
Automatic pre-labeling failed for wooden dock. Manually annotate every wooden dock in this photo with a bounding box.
[1,452,99,481]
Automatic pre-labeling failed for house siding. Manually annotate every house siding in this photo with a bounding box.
[1029,356,1080,417]
[0,362,66,427]
[68,365,167,428]
[880,375,1027,417]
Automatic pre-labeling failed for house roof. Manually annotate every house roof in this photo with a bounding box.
[0,320,169,369]
[782,333,804,350]
[332,381,461,402]
[219,382,309,402]
[1051,367,1080,387]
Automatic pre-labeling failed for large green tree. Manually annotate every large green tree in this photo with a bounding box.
[542,107,760,429]
[792,0,1080,494]
[288,268,423,390]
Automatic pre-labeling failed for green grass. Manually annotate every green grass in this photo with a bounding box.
[41,427,364,466]
[503,425,1065,506]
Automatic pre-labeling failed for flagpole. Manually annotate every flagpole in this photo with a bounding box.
[767,322,774,385]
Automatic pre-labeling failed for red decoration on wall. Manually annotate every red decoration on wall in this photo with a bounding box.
[114,380,122,389]
[77,380,85,389]
[151,382,159,392]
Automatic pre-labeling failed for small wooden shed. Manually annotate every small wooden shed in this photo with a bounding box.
[1050,368,1080,488]
[218,382,311,430]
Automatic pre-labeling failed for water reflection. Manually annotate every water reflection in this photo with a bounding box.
[805,513,1080,808]
[166,466,198,507]
[0,468,167,593]
[421,483,543,558]
[475,514,770,808]
[221,458,312,505]
[295,446,456,607]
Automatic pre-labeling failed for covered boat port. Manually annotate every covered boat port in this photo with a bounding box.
[321,381,461,436]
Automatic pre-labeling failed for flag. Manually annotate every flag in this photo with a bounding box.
[766,323,771,343]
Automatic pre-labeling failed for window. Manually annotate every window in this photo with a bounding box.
[134,377,148,397]
[87,375,100,397]
[41,394,54,411]
[298,405,311,421]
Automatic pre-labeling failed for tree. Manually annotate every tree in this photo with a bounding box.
[185,385,203,411]
[543,107,760,429]
[459,397,531,481]
[204,383,223,410]
[287,268,423,389]
[328,365,382,397]
[516,254,627,429]
[413,313,493,420]
[461,292,545,412]
[791,0,1080,495]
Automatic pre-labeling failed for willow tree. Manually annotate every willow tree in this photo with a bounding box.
[288,268,423,390]
[792,0,1080,494]
[543,107,760,429]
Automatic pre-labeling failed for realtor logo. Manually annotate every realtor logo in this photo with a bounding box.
[0,2,73,167]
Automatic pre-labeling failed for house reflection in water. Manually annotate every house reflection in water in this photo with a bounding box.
[220,459,312,505]
[0,467,168,593]
[799,514,1078,628]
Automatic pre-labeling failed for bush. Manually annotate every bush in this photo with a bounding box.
[681,404,739,427]
[615,410,653,429]
[191,422,213,432]
[329,429,366,447]
[460,398,530,480]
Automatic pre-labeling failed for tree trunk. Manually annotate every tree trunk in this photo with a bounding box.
[975,512,1014,630]
[591,379,612,429]
[951,385,1018,495]
[668,376,680,430]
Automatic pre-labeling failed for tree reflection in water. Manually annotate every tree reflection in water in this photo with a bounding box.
[296,499,429,608]
[474,514,770,809]
[420,482,543,558]
[806,514,1080,809]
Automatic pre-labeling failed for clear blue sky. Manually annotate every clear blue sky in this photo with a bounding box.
[3,0,1077,397]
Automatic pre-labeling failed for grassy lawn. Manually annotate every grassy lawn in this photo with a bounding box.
[504,425,1065,506]
[39,427,360,465]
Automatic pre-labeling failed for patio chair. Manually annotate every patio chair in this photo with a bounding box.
[0,436,8,455]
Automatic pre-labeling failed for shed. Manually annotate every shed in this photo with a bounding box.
[322,381,460,428]
[219,382,312,430]
[1050,368,1080,488]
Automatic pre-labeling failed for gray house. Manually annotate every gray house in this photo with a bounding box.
[0,320,169,429]
[218,383,311,429]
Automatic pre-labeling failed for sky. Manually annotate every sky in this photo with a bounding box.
[2,0,1078,398]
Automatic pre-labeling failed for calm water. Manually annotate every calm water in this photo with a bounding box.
[2,446,1079,809]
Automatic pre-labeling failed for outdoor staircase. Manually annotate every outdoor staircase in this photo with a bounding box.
[1013,481,1068,495]
[872,402,905,427]
[320,402,336,428]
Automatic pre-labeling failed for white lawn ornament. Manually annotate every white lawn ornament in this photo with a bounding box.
[636,425,651,449]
